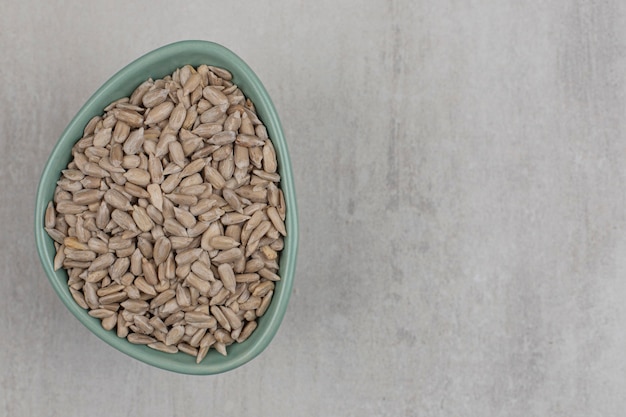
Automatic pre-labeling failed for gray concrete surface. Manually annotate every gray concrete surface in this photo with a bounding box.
[2,1,626,416]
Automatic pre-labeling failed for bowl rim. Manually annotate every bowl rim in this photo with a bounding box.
[34,40,298,375]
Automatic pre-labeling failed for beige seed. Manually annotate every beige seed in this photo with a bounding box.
[131,206,154,232]
[175,285,191,307]
[247,220,272,247]
[175,248,202,266]
[196,346,209,363]
[191,261,214,281]
[164,325,185,346]
[220,305,242,330]
[83,269,108,283]
[249,146,263,168]
[182,73,201,95]
[92,127,112,148]
[237,320,257,343]
[187,221,211,238]
[109,257,130,281]
[180,158,206,178]
[184,312,216,330]
[83,116,101,136]
[168,103,186,132]
[217,263,236,293]
[44,201,56,228]
[134,276,157,296]
[144,101,175,125]
[124,168,150,187]
[153,236,171,265]
[155,132,177,158]
[208,66,232,81]
[236,134,265,148]
[235,273,260,283]
[202,86,229,107]
[214,342,227,356]
[200,332,216,348]
[129,80,152,105]
[103,189,131,212]
[63,236,90,250]
[239,296,262,311]
[258,268,281,282]
[256,291,273,317]
[186,272,211,295]
[203,166,226,189]
[120,299,149,314]
[262,141,277,173]
[260,245,278,260]
[150,289,176,309]
[190,199,216,217]
[160,172,182,194]
[111,209,137,231]
[220,212,251,225]
[267,206,287,236]
[233,145,249,169]
[146,184,164,212]
[88,252,116,271]
[99,291,128,305]
[212,247,242,264]
[209,236,240,250]
[89,308,115,319]
[56,201,88,215]
[182,106,199,131]
[244,258,265,273]
[252,281,274,298]
[108,235,133,251]
[69,287,89,309]
[45,227,66,244]
[253,169,280,183]
[224,111,241,132]
[148,342,178,353]
[148,153,164,184]
[112,121,131,145]
[148,316,168,334]
[178,343,198,357]
[192,123,223,138]
[214,329,233,346]
[122,127,144,155]
[179,183,206,196]
[169,236,194,250]
[123,186,150,204]
[127,333,156,345]
[222,188,243,214]
[210,305,231,331]
[142,88,169,108]
[53,245,66,271]
[61,169,85,181]
[207,131,236,146]
[112,108,144,128]
[199,105,225,123]
[97,283,125,297]
[140,258,158,285]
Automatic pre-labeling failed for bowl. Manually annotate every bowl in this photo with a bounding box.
[34,40,298,375]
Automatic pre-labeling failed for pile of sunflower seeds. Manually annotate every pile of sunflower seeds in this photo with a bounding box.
[44,64,286,363]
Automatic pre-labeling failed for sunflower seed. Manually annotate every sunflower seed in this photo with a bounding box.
[192,123,223,138]
[112,108,144,128]
[237,320,257,343]
[142,88,169,108]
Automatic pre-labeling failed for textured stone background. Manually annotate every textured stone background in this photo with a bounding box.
[2,1,626,416]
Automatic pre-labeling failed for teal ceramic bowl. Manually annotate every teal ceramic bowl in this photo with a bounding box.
[34,41,298,375]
